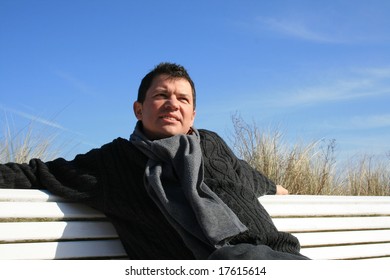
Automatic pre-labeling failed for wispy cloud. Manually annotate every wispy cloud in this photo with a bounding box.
[0,104,92,142]
[1,105,66,130]
[350,114,390,130]
[54,70,98,97]
[257,17,341,43]
[308,113,390,138]
[266,67,390,108]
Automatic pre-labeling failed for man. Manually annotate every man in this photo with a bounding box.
[0,62,308,259]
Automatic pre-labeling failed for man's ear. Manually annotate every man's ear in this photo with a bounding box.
[133,101,143,120]
[190,110,196,126]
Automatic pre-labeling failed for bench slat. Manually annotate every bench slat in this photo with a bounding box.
[260,195,390,203]
[0,202,106,221]
[260,195,390,217]
[272,216,390,232]
[301,243,390,260]
[0,189,64,202]
[0,221,119,242]
[260,203,390,217]
[295,229,390,247]
[0,240,127,260]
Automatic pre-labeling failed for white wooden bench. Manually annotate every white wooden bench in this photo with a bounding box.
[0,189,127,259]
[260,195,390,260]
[1,189,389,260]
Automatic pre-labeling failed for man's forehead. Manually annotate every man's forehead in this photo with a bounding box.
[150,75,191,90]
[154,74,188,83]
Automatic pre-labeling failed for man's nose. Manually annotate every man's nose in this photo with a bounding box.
[165,96,179,110]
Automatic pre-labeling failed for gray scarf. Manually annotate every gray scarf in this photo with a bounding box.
[130,122,247,258]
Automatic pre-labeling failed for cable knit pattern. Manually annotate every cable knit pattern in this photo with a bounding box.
[198,130,302,255]
[0,129,303,259]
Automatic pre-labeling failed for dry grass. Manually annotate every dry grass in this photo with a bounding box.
[2,113,389,196]
[342,155,390,196]
[231,114,390,196]
[0,119,61,163]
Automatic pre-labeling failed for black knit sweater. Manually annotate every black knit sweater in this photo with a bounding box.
[0,129,302,259]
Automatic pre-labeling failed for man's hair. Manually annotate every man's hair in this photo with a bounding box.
[137,62,196,109]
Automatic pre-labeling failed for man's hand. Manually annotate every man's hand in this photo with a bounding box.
[276,185,289,195]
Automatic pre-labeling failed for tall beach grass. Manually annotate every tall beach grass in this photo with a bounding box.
[2,114,389,195]
[230,114,390,196]
[1,116,62,163]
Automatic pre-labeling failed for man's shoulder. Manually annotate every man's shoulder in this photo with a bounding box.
[198,129,220,138]
[82,137,134,155]
[82,137,145,163]
[101,137,131,148]
[198,129,227,146]
[111,137,130,145]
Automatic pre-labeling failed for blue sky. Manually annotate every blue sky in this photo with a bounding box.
[1,0,390,161]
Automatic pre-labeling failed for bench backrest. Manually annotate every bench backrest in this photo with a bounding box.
[259,195,390,260]
[1,189,390,260]
[0,189,126,259]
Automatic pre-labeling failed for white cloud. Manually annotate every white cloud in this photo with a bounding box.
[254,1,390,45]
[257,17,341,43]
[350,114,390,130]
[1,105,65,130]
[0,104,91,146]
[54,70,98,97]
[355,67,390,79]
[310,113,390,133]
[265,67,390,108]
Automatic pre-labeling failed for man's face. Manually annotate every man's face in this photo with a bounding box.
[133,74,196,140]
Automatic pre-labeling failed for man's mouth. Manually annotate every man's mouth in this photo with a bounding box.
[160,115,180,121]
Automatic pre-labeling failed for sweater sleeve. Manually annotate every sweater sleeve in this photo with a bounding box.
[199,129,276,196]
[237,159,276,196]
[0,146,106,210]
[0,160,43,189]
